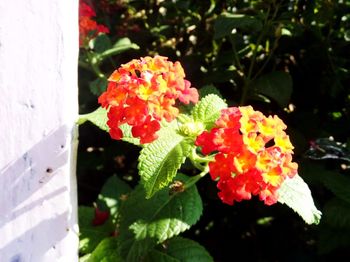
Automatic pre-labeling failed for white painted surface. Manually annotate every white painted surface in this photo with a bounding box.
[0,0,79,261]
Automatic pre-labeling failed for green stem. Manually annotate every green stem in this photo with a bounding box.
[240,5,272,105]
[184,166,209,190]
[90,58,105,78]
[192,147,214,163]
[79,55,106,78]
[250,2,281,82]
[229,34,244,74]
[251,35,278,81]
[84,52,106,78]
[78,60,94,72]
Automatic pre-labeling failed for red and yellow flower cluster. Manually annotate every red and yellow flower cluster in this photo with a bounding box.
[195,106,298,205]
[79,1,109,47]
[98,56,199,144]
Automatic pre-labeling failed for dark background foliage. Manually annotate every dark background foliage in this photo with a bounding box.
[78,0,350,261]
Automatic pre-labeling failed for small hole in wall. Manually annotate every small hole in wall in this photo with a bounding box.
[46,168,53,173]
[61,144,65,149]
[10,254,22,262]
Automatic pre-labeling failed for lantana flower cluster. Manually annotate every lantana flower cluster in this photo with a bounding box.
[98,56,199,144]
[195,106,298,205]
[79,1,109,47]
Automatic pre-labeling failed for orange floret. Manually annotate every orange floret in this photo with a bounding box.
[99,56,199,144]
[195,106,298,205]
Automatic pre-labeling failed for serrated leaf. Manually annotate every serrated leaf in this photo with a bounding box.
[192,94,227,129]
[251,71,293,108]
[97,175,132,218]
[138,128,193,198]
[89,77,108,96]
[214,13,262,39]
[118,174,203,261]
[145,237,213,262]
[79,206,115,254]
[89,237,123,262]
[277,174,322,225]
[323,198,350,229]
[119,124,141,146]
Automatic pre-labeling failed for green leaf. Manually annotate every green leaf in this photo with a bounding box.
[138,127,193,198]
[118,175,203,261]
[301,163,350,204]
[119,124,141,146]
[320,171,350,203]
[97,175,132,218]
[251,71,293,108]
[191,94,227,129]
[318,226,350,254]
[78,107,109,132]
[199,84,223,98]
[89,237,123,262]
[214,13,263,39]
[77,107,141,146]
[277,174,322,225]
[323,198,350,229]
[99,37,139,61]
[145,237,213,262]
[319,171,350,204]
[79,206,115,254]
[89,77,108,96]
[145,250,178,262]
[91,34,112,54]
[79,254,91,262]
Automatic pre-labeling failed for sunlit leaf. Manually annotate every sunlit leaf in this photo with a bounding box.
[89,237,123,262]
[192,94,227,129]
[97,175,132,218]
[79,206,115,254]
[118,175,203,261]
[78,107,109,132]
[77,107,140,145]
[278,174,322,225]
[139,126,193,198]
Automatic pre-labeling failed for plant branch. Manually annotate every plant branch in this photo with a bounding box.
[229,35,244,73]
[251,2,281,81]
[184,166,209,190]
[240,5,272,105]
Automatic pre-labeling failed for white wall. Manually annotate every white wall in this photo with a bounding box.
[0,0,79,261]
